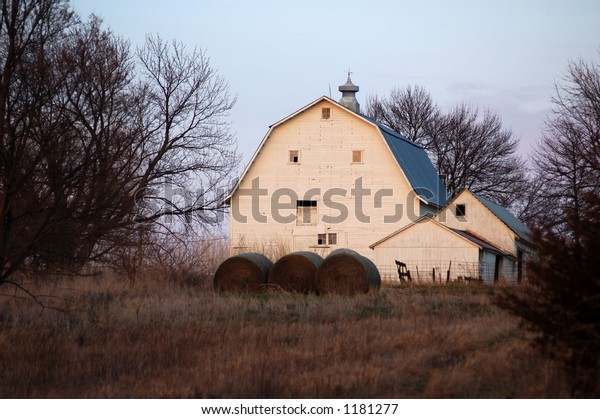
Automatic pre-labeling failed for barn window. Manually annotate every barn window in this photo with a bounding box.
[296,200,317,226]
[328,233,337,245]
[289,150,299,163]
[456,204,466,217]
[321,107,331,120]
[352,150,363,163]
[316,232,337,245]
[317,234,326,245]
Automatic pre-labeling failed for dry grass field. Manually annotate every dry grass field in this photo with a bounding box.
[0,274,568,398]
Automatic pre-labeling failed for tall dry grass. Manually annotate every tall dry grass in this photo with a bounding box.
[0,276,568,398]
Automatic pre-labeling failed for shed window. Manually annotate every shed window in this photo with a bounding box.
[289,150,299,163]
[321,107,331,120]
[352,150,363,163]
[456,204,466,217]
[296,200,317,225]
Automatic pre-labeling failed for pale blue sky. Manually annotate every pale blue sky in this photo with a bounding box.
[70,0,600,166]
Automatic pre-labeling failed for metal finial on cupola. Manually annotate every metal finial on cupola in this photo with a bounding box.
[338,70,360,113]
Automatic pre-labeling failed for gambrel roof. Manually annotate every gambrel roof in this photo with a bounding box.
[225,96,448,207]
[374,120,448,207]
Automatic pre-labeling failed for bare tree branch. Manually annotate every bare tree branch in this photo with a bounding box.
[0,3,239,284]
[365,86,527,208]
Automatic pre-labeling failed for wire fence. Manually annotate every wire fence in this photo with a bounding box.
[379,260,490,284]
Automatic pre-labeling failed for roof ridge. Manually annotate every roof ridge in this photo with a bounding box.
[358,113,425,149]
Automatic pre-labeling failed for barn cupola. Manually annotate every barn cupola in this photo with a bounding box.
[338,72,360,113]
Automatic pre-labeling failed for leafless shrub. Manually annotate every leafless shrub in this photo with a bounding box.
[231,236,291,261]
[154,237,229,289]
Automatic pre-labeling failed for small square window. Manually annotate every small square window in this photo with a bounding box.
[321,107,331,120]
[328,233,337,245]
[297,200,317,226]
[352,150,363,163]
[289,150,299,163]
[317,234,326,245]
[456,204,466,217]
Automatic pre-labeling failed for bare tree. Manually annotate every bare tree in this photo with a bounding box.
[432,104,527,207]
[0,1,238,286]
[532,53,600,235]
[508,173,556,228]
[496,52,600,398]
[1,0,78,280]
[366,86,527,207]
[135,35,238,227]
[556,57,600,176]
[365,85,439,148]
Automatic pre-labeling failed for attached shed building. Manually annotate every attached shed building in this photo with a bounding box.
[370,216,516,283]
[433,189,533,282]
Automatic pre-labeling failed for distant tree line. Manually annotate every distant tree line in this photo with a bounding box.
[0,0,238,285]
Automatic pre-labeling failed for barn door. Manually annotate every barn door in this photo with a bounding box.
[292,235,314,252]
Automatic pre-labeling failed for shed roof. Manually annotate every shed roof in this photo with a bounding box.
[450,228,512,257]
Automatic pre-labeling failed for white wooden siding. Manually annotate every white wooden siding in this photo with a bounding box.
[371,219,481,282]
[434,190,518,255]
[230,99,419,263]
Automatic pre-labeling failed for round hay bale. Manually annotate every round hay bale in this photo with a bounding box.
[213,252,272,293]
[316,249,381,295]
[328,248,360,257]
[268,251,324,293]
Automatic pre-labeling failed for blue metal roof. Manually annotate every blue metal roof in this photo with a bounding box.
[473,193,531,242]
[373,121,448,208]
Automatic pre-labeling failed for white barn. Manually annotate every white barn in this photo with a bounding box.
[225,77,531,282]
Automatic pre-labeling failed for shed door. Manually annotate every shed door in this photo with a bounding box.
[494,255,502,283]
[517,250,523,283]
